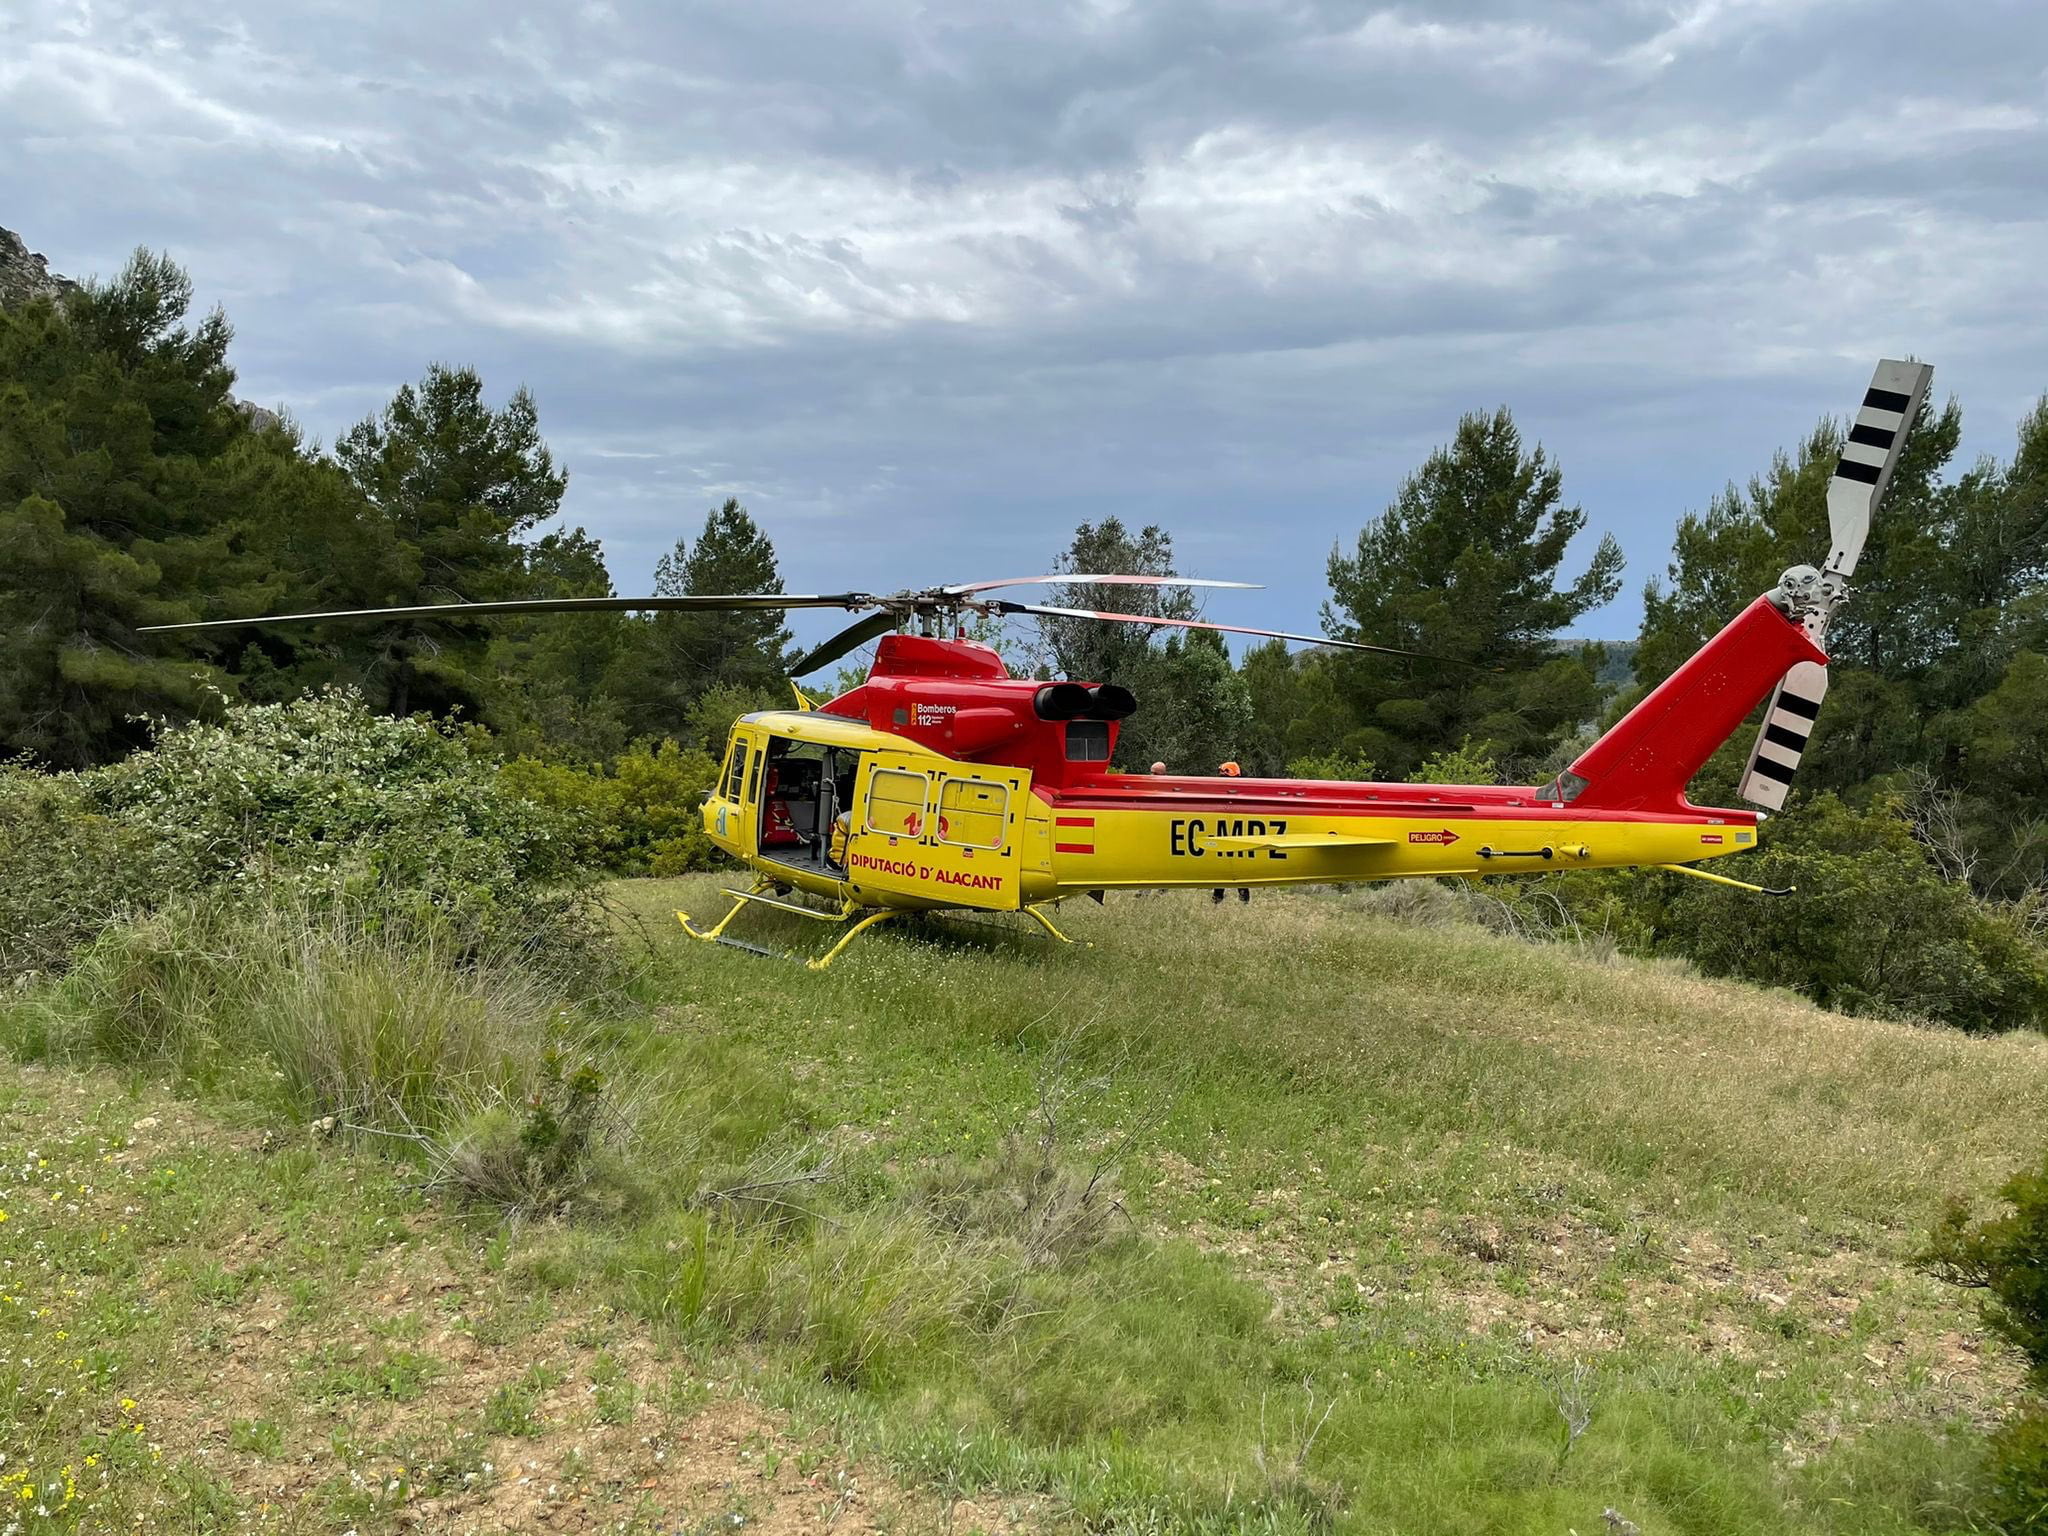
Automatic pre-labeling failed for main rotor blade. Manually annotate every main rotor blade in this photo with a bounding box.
[140,592,873,634]
[789,610,902,678]
[941,574,1261,596]
[997,601,1478,667]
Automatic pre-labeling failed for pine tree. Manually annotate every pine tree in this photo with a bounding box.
[1039,519,1193,687]
[0,251,259,764]
[1323,407,1623,776]
[484,526,630,760]
[611,499,792,736]
[333,364,567,717]
[1238,641,1358,776]
[1037,519,1250,770]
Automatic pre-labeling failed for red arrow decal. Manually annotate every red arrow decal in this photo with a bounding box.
[1407,829,1461,846]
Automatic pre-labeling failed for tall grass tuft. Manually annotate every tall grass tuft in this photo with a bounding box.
[4,896,637,1212]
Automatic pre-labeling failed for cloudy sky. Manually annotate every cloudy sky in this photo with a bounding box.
[4,0,2045,651]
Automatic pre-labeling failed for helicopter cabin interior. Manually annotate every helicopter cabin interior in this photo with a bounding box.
[728,734,862,877]
[714,717,1028,897]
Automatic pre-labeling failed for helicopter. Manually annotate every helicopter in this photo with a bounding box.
[144,358,1931,968]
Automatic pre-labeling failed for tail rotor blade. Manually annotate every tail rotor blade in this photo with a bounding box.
[1739,661,1829,811]
[1827,359,1932,581]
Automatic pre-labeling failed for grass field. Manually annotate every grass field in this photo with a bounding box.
[7,879,2047,1533]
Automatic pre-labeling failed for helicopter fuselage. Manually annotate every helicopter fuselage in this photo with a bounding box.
[698,601,1816,917]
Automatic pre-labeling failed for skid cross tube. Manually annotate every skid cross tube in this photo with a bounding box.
[1022,903,1091,947]
[677,884,904,970]
[806,910,898,970]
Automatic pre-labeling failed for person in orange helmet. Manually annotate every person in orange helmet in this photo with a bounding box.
[1214,760,1249,904]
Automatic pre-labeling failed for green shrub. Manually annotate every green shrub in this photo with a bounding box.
[1661,794,2048,1032]
[1928,1150,2048,1530]
[442,1050,621,1213]
[0,767,159,978]
[1983,1406,2048,1534]
[87,690,588,950]
[1413,737,1502,785]
[1286,751,1377,782]
[0,691,603,981]
[497,739,718,876]
[1928,1147,2048,1381]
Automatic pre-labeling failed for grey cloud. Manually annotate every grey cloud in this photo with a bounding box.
[3,0,2045,651]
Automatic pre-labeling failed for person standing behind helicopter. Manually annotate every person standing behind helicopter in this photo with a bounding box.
[1213,760,1250,904]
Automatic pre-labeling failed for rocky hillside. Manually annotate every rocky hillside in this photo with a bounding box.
[0,224,79,308]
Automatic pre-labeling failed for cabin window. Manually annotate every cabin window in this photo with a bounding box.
[936,777,1008,850]
[865,769,928,838]
[745,747,764,806]
[1065,720,1111,762]
[722,738,749,800]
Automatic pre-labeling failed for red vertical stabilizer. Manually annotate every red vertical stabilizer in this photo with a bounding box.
[1560,596,1827,814]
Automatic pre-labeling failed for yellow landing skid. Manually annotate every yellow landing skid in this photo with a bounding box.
[924,903,1093,948]
[679,887,1090,969]
[677,884,898,970]
[1656,862,1795,896]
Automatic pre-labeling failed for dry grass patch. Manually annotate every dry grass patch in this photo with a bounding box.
[0,1062,1029,1535]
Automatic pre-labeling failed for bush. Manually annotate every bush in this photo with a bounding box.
[0,691,602,981]
[1287,751,1377,782]
[1927,1147,2048,1381]
[1983,1407,2048,1534]
[90,690,587,943]
[0,767,157,978]
[497,739,719,876]
[1413,737,1502,785]
[1928,1149,2048,1531]
[1661,794,2048,1032]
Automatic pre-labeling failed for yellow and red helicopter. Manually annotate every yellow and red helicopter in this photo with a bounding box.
[147,359,1931,967]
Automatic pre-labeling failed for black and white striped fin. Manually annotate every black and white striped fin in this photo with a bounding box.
[1739,661,1829,811]
[1826,359,1932,581]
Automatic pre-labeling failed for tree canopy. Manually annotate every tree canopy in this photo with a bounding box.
[1321,407,1623,776]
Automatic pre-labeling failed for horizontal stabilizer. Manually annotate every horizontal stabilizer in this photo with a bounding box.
[1739,660,1829,811]
[1204,831,1395,852]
